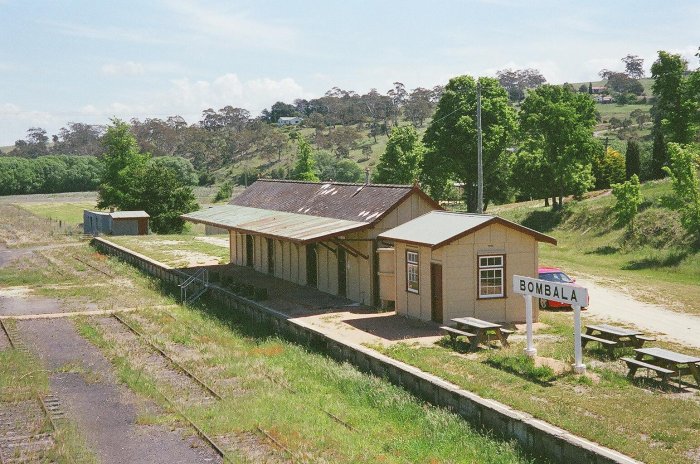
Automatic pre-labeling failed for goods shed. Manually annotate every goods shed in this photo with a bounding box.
[83,210,149,236]
[377,211,557,324]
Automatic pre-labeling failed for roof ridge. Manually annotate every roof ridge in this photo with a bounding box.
[253,179,413,189]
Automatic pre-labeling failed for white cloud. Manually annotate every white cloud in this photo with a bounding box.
[164,0,298,50]
[0,103,63,146]
[43,20,170,44]
[101,61,146,76]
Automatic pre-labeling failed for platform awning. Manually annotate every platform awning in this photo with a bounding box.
[182,205,368,243]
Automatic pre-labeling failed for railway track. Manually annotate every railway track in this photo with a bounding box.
[0,320,70,464]
[108,313,234,462]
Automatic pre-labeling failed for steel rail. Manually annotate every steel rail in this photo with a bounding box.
[111,313,222,400]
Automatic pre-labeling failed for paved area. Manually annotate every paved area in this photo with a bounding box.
[579,278,700,349]
[18,318,220,464]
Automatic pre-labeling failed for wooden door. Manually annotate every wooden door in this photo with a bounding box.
[306,244,318,287]
[138,218,148,235]
[266,238,274,274]
[431,263,443,323]
[246,235,254,267]
[337,247,347,297]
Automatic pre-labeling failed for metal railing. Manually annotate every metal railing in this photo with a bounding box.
[179,268,209,304]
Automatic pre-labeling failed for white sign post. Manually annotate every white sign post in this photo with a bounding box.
[513,275,589,374]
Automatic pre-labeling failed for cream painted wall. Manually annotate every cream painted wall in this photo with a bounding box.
[392,223,541,324]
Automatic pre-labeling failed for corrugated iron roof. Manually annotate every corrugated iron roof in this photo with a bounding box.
[182,205,367,243]
[378,211,557,248]
[230,179,440,223]
[109,211,150,219]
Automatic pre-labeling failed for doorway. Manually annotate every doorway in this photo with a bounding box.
[430,263,443,323]
[337,247,347,297]
[306,244,317,287]
[266,238,274,274]
[246,235,254,267]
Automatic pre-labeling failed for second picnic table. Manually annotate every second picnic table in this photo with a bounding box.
[582,324,654,352]
[449,317,513,350]
[623,347,700,388]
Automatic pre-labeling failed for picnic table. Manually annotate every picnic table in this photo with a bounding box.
[443,317,513,350]
[623,347,700,388]
[582,324,655,352]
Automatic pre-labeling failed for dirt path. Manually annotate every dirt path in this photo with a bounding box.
[578,278,700,348]
[17,318,220,464]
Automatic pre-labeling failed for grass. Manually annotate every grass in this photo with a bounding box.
[374,311,700,464]
[19,201,99,228]
[107,234,229,268]
[75,297,538,463]
[488,179,700,315]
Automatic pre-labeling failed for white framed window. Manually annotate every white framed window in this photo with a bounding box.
[478,255,504,298]
[406,250,419,293]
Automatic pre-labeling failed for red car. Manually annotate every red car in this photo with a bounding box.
[537,267,588,309]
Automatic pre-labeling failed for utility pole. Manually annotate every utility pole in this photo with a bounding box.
[476,80,484,214]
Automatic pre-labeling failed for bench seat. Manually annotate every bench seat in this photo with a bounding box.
[635,335,656,342]
[581,333,617,348]
[622,357,675,383]
[440,327,476,347]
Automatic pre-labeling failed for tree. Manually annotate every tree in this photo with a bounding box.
[519,84,598,207]
[404,87,433,127]
[651,52,693,168]
[606,72,644,96]
[11,127,49,158]
[629,108,650,129]
[622,54,645,79]
[663,143,700,243]
[496,68,547,102]
[387,82,407,126]
[149,156,198,185]
[592,147,626,189]
[334,159,363,182]
[625,139,641,180]
[291,137,319,181]
[52,123,105,157]
[422,76,517,209]
[611,175,642,228]
[373,125,425,184]
[137,164,199,233]
[510,147,550,204]
[261,101,298,123]
[97,120,148,210]
[97,119,198,233]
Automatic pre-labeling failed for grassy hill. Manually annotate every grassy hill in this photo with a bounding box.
[487,179,700,314]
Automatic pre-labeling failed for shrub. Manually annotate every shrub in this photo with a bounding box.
[622,208,689,249]
[213,182,233,203]
[611,175,642,228]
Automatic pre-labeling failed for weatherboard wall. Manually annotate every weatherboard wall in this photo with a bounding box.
[393,222,539,324]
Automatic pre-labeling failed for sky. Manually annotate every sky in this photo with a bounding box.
[0,0,698,145]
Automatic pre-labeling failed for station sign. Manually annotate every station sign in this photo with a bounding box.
[512,275,588,307]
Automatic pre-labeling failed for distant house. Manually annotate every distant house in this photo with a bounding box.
[595,95,614,104]
[183,179,440,305]
[83,210,149,236]
[377,211,556,323]
[590,86,606,94]
[277,116,303,126]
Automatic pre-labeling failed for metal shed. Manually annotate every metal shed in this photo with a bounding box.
[83,210,149,236]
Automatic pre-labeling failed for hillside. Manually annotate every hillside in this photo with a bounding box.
[487,179,700,314]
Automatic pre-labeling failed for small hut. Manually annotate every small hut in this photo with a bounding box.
[377,211,556,324]
[83,210,149,236]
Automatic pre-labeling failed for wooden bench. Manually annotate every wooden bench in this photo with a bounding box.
[440,326,476,347]
[621,357,675,384]
[500,328,514,340]
[581,333,618,350]
[634,335,656,343]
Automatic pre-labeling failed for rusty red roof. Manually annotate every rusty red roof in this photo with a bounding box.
[230,179,440,224]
